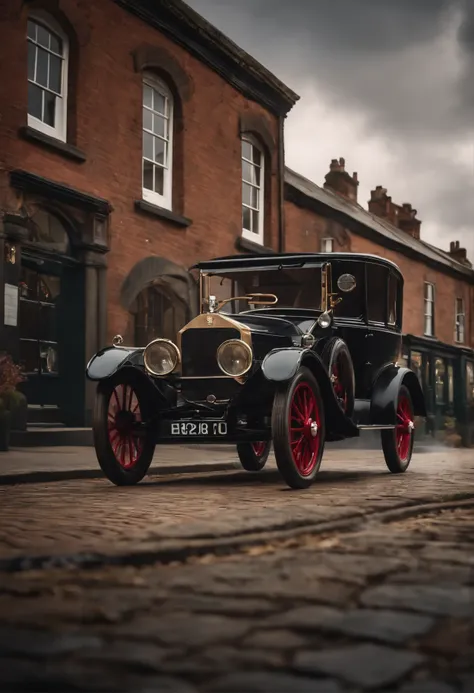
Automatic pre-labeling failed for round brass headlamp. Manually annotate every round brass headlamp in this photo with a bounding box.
[216,339,253,377]
[143,339,180,376]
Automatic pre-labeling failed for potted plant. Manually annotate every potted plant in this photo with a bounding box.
[0,353,26,451]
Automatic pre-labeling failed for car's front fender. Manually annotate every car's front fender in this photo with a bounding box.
[370,365,426,425]
[86,346,144,381]
[261,347,311,382]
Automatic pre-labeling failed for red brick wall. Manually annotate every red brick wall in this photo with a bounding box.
[0,0,281,340]
[285,199,473,348]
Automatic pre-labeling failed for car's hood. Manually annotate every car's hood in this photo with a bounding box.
[229,313,316,338]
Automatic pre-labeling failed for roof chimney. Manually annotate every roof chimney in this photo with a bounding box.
[397,202,421,240]
[324,157,359,202]
[368,188,422,238]
[449,241,472,267]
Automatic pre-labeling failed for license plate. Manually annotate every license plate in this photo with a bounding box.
[170,421,228,436]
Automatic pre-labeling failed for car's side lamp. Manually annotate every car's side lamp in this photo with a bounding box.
[317,312,332,329]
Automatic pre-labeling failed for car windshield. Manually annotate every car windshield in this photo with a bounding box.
[207,266,323,313]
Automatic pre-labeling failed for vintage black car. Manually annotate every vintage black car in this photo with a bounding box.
[86,253,426,489]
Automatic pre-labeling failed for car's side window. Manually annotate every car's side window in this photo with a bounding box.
[366,265,389,324]
[387,272,400,326]
[332,265,364,320]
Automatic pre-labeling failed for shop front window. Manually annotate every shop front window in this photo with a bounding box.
[434,357,446,404]
[447,362,454,404]
[467,362,474,404]
[410,351,423,385]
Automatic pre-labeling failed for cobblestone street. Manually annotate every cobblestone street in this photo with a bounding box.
[0,448,473,691]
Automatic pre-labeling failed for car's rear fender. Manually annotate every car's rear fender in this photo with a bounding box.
[261,348,358,438]
[86,347,144,381]
[370,364,426,425]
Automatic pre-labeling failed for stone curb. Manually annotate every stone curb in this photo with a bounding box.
[0,460,241,487]
[2,495,473,574]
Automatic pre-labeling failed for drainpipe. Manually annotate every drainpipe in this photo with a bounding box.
[277,114,285,253]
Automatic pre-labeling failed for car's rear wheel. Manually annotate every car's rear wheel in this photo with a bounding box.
[381,385,415,473]
[272,366,325,489]
[321,337,355,416]
[93,371,155,486]
[236,440,271,471]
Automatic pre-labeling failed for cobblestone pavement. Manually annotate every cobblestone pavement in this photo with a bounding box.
[0,502,473,692]
[0,449,473,568]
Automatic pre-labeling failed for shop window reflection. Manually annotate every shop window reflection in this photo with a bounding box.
[447,363,454,404]
[467,362,474,404]
[410,351,423,385]
[434,358,446,404]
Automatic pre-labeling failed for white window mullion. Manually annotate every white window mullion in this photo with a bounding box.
[27,14,68,142]
[142,75,173,210]
[424,282,435,337]
[241,136,264,245]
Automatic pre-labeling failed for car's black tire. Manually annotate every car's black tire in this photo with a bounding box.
[381,385,415,473]
[93,371,155,486]
[236,440,271,471]
[272,366,325,489]
[321,337,355,417]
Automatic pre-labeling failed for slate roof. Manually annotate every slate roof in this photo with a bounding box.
[285,167,474,282]
[114,0,299,114]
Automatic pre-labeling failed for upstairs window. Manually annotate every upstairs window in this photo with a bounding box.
[455,297,465,343]
[142,76,173,210]
[242,136,264,245]
[27,16,68,141]
[321,238,333,253]
[424,282,435,336]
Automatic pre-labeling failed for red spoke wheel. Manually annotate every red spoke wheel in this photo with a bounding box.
[272,366,325,489]
[381,385,415,473]
[236,440,271,472]
[321,337,355,417]
[93,372,155,486]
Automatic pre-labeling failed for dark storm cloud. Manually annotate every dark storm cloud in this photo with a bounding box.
[185,0,474,254]
[188,0,473,136]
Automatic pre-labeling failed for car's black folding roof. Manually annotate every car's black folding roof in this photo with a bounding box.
[191,252,402,275]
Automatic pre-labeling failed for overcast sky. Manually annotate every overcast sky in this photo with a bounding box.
[187,0,474,261]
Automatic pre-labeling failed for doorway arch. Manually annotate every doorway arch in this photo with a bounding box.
[120,256,197,346]
[19,207,85,420]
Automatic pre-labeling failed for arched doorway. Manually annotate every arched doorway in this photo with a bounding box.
[120,256,197,347]
[19,207,84,413]
[134,281,187,346]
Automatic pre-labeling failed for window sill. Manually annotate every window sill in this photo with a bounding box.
[19,126,87,163]
[236,236,275,255]
[134,200,192,228]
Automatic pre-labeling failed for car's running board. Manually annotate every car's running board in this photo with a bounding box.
[357,424,395,430]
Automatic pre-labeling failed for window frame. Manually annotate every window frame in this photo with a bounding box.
[27,12,68,142]
[455,297,465,344]
[423,282,435,337]
[321,238,333,253]
[142,74,174,210]
[241,135,265,246]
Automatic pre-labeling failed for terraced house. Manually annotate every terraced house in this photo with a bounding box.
[0,1,472,445]
[284,159,474,445]
[0,0,298,427]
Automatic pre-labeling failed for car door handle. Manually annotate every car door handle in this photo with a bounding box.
[365,333,374,338]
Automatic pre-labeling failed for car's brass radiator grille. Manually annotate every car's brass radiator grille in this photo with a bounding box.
[181,327,240,377]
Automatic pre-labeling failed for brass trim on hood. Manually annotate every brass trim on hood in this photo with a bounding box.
[177,312,252,382]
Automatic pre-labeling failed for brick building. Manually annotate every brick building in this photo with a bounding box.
[0,1,472,443]
[285,159,474,444]
[0,0,298,426]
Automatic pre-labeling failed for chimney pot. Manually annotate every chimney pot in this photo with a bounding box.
[324,157,358,201]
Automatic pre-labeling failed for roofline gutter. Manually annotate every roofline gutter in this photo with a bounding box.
[278,115,285,253]
[284,181,474,286]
